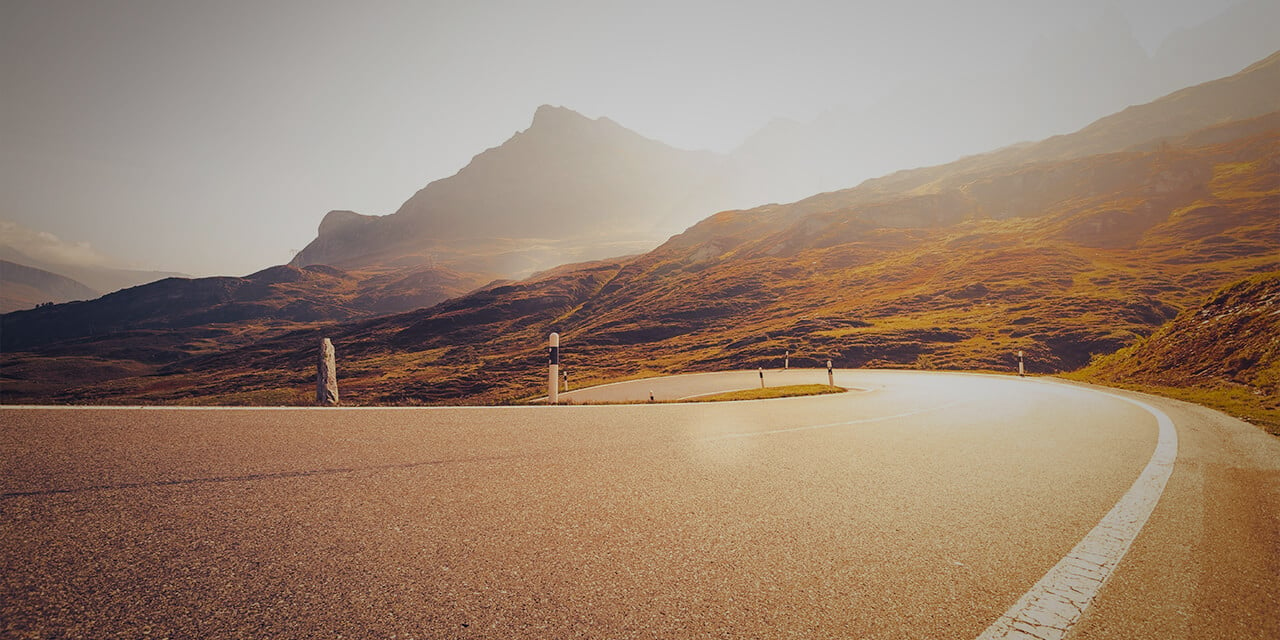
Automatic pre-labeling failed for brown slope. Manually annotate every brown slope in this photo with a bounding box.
[29,117,1277,406]
[850,48,1280,202]
[8,56,1279,406]
[1075,271,1280,433]
[1084,271,1279,390]
[0,262,486,402]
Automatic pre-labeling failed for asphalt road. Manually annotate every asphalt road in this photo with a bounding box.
[2,370,1277,639]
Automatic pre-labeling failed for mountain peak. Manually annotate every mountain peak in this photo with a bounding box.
[530,104,593,130]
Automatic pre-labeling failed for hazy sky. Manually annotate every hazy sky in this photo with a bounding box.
[0,0,1254,277]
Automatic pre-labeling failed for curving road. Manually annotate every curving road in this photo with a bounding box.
[2,370,1277,639]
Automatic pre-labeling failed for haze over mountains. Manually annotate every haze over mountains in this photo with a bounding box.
[288,1,1280,287]
[0,260,99,313]
[291,105,740,278]
[4,49,1276,408]
[736,0,1280,203]
[4,1,1277,282]
[0,223,184,310]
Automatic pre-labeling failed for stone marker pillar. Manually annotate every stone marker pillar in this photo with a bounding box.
[317,338,339,406]
[548,332,560,405]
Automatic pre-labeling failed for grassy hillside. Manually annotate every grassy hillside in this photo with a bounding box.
[4,55,1277,407]
[8,120,1273,407]
[1069,272,1280,434]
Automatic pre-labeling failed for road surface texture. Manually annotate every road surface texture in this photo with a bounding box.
[2,370,1277,639]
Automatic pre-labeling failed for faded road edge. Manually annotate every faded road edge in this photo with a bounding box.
[975,391,1178,640]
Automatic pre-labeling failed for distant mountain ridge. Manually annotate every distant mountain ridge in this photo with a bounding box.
[291,105,742,277]
[838,49,1280,202]
[733,1,1280,203]
[5,50,1277,405]
[0,262,479,356]
[0,243,183,297]
[0,260,99,313]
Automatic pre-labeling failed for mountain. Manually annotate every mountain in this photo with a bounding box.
[850,49,1280,200]
[0,261,481,399]
[1152,0,1280,95]
[0,243,183,296]
[12,99,1276,404]
[1076,271,1279,434]
[732,3,1280,204]
[4,52,1278,406]
[0,260,99,312]
[291,105,742,278]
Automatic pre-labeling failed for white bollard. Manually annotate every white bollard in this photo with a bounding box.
[785,350,790,370]
[759,367,765,389]
[827,359,834,387]
[1018,350,1025,377]
[548,332,560,404]
[316,338,339,406]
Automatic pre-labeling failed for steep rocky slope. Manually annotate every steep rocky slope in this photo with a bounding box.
[1087,271,1279,390]
[1077,271,1279,433]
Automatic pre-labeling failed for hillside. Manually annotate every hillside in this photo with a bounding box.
[0,262,485,401]
[3,53,1278,407]
[13,113,1274,406]
[1074,272,1280,434]
[0,260,99,312]
[290,105,740,278]
[852,48,1280,201]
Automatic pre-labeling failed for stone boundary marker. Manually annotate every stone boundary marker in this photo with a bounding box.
[316,338,339,406]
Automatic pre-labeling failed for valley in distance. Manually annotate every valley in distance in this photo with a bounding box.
[1,51,1278,434]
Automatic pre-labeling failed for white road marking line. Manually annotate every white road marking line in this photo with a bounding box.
[702,400,963,440]
[975,391,1178,640]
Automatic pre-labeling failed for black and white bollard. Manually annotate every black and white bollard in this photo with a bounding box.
[316,338,339,406]
[548,332,560,404]
[785,350,790,370]
[827,359,834,387]
[759,367,765,389]
[1018,350,1025,377]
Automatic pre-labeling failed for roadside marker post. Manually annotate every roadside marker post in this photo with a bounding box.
[759,367,765,389]
[827,359,834,387]
[785,350,790,370]
[1018,350,1025,377]
[316,338,339,406]
[548,333,560,404]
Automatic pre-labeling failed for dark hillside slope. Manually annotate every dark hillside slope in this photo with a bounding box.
[1075,271,1280,434]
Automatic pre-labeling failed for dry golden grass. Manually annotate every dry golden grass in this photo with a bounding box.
[686,384,847,403]
[3,122,1276,409]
